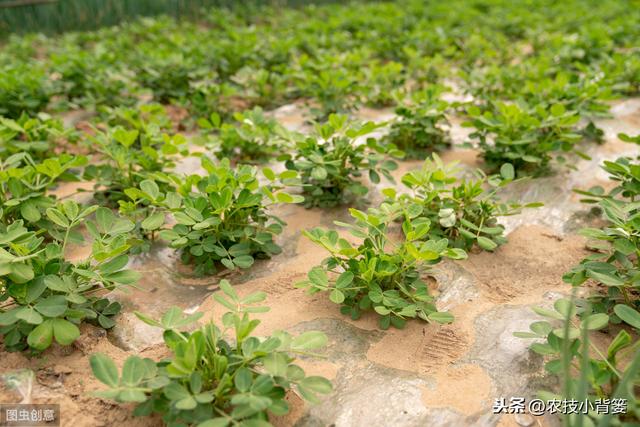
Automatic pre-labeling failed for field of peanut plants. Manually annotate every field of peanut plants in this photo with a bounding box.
[0,0,639,426]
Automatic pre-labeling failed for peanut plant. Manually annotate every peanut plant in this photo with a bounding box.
[281,114,402,208]
[386,154,541,251]
[299,202,466,329]
[159,158,303,276]
[0,201,140,352]
[90,281,332,426]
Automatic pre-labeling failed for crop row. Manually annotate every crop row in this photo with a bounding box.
[1,0,639,425]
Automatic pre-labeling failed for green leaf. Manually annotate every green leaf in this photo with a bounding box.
[110,218,135,235]
[552,327,580,340]
[175,395,197,410]
[121,357,145,387]
[20,202,40,222]
[27,320,53,350]
[276,192,294,203]
[46,208,69,227]
[427,312,454,324]
[164,382,192,401]
[476,236,497,251]
[240,292,267,306]
[608,330,631,359]
[62,200,79,220]
[329,289,345,304]
[98,315,116,329]
[209,112,221,128]
[16,307,43,325]
[532,306,565,320]
[96,207,115,230]
[311,167,328,180]
[120,389,148,403]
[174,212,196,225]
[553,298,575,318]
[530,321,552,336]
[335,271,354,289]
[161,307,185,329]
[141,212,165,231]
[44,275,69,292]
[219,280,238,301]
[34,295,68,317]
[262,167,276,181]
[308,267,328,287]
[262,352,288,377]
[0,309,19,326]
[90,353,120,388]
[499,163,514,180]
[299,376,332,394]
[134,311,162,328]
[140,180,160,200]
[52,318,80,345]
[113,128,139,147]
[582,313,609,330]
[197,419,230,427]
[613,305,640,330]
[530,343,556,355]
[234,367,252,392]
[587,270,624,287]
[105,269,141,285]
[513,332,538,338]
[98,254,129,275]
[550,103,566,117]
[374,306,391,316]
[9,263,34,284]
[233,255,255,269]
[291,331,328,351]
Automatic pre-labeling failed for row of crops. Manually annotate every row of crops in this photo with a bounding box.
[0,0,274,35]
[0,0,639,425]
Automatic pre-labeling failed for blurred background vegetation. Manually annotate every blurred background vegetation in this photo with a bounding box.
[0,0,320,36]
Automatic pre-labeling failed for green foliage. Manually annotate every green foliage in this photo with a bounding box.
[386,154,541,252]
[134,51,207,103]
[117,178,177,254]
[605,52,640,96]
[83,120,186,207]
[159,158,303,276]
[188,80,239,120]
[362,60,405,107]
[0,153,87,229]
[0,113,76,161]
[230,66,291,109]
[0,1,639,422]
[385,88,451,159]
[563,199,640,316]
[568,139,640,315]
[294,55,361,121]
[516,297,640,425]
[299,202,467,329]
[465,102,585,175]
[281,114,402,208]
[1,0,638,125]
[90,281,332,426]
[49,47,137,109]
[198,107,289,162]
[0,201,140,352]
[576,133,640,204]
[521,143,640,425]
[99,103,173,135]
[618,133,640,145]
[0,64,50,119]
